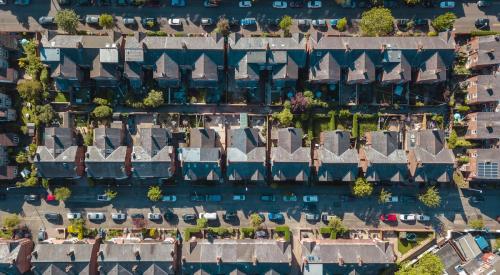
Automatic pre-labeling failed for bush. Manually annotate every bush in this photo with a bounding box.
[208,227,231,236]
[456,105,470,113]
[15,151,28,164]
[3,215,20,229]
[216,18,230,36]
[336,17,347,32]
[143,90,164,108]
[471,30,500,37]
[147,185,162,202]
[54,187,71,201]
[196,218,208,228]
[431,12,456,32]
[360,7,395,36]
[419,186,441,208]
[240,227,255,238]
[250,213,264,228]
[320,227,332,235]
[17,80,43,104]
[272,107,294,127]
[184,227,201,240]
[427,31,438,36]
[98,13,114,29]
[275,226,291,242]
[352,177,373,197]
[352,113,359,138]
[104,189,117,200]
[93,97,109,106]
[328,110,337,130]
[92,105,113,120]
[55,9,79,34]
[468,219,484,230]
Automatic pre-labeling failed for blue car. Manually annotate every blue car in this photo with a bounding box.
[240,18,257,27]
[14,0,30,5]
[268,212,284,222]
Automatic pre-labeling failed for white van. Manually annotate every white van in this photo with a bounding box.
[199,212,217,220]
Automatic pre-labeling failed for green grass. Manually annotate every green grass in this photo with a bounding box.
[397,232,433,255]
[54,92,70,103]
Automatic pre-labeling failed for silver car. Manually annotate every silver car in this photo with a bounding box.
[38,16,55,25]
[66,213,81,220]
[85,15,99,25]
[87,212,105,220]
[111,212,126,221]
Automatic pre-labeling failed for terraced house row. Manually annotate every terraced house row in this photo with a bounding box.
[38,31,455,105]
[33,122,458,185]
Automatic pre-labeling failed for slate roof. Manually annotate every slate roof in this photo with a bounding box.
[471,35,500,68]
[347,52,375,84]
[85,127,129,179]
[182,239,291,275]
[407,129,454,183]
[35,127,80,179]
[435,242,463,275]
[271,128,310,181]
[227,128,267,181]
[317,131,359,182]
[31,243,95,275]
[363,131,408,182]
[467,74,500,104]
[0,239,34,275]
[416,52,447,83]
[131,128,174,179]
[453,234,482,261]
[381,51,411,84]
[309,52,341,84]
[179,128,221,181]
[191,53,218,87]
[468,148,500,180]
[466,112,500,139]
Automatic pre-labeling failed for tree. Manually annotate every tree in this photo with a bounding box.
[3,215,20,229]
[54,187,72,201]
[216,18,230,36]
[18,40,44,79]
[93,97,109,106]
[279,15,293,35]
[36,104,57,125]
[291,92,310,113]
[360,7,395,36]
[17,80,43,104]
[105,189,117,200]
[468,219,484,230]
[92,105,113,120]
[273,107,294,126]
[328,216,347,234]
[447,129,458,149]
[143,90,164,108]
[378,188,391,204]
[419,186,441,208]
[337,17,348,32]
[250,213,264,228]
[431,12,456,32]
[55,9,79,34]
[197,218,208,228]
[396,253,444,275]
[15,151,28,164]
[352,177,373,198]
[147,185,162,201]
[99,13,114,29]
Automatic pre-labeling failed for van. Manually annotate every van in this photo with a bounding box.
[199,212,217,220]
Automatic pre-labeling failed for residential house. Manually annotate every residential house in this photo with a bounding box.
[226,127,267,182]
[0,133,19,180]
[309,33,455,85]
[466,35,500,70]
[464,112,500,141]
[406,129,455,183]
[34,127,85,179]
[301,239,396,275]
[360,131,409,183]
[182,239,292,274]
[40,32,123,93]
[315,130,359,182]
[270,128,311,182]
[0,239,34,275]
[0,34,19,84]
[30,243,98,274]
[178,128,222,182]
[466,74,500,111]
[131,127,174,179]
[85,126,130,179]
[463,149,500,182]
[0,92,15,122]
[124,33,224,96]
[96,243,176,274]
[434,242,464,275]
[228,33,307,103]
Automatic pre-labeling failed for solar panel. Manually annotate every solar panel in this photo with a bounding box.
[478,162,498,178]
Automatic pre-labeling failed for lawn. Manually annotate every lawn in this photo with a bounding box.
[397,232,433,255]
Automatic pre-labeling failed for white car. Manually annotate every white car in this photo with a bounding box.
[168,18,182,26]
[66,213,81,220]
[111,213,126,221]
[307,0,321,8]
[232,194,246,201]
[416,214,431,222]
[239,0,251,7]
[399,214,416,221]
[439,1,455,8]
[97,194,111,201]
[303,195,319,203]
[385,196,399,203]
[87,212,105,220]
[148,213,162,220]
[162,195,177,202]
[272,1,287,8]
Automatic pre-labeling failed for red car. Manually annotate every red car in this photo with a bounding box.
[380,213,397,222]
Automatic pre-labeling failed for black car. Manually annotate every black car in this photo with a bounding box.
[164,210,175,221]
[141,18,157,28]
[223,210,237,221]
[183,214,197,222]
[45,213,61,221]
[413,18,428,26]
[190,194,206,202]
[77,0,92,5]
[397,19,410,30]
[131,213,145,219]
[422,0,433,7]
[475,18,490,30]
[260,194,276,202]
[302,203,317,212]
[228,17,239,27]
[264,18,281,27]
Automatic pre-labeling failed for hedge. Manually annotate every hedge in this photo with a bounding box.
[240,227,255,238]
[184,227,201,240]
[208,227,232,236]
[328,110,336,130]
[320,227,332,235]
[471,30,500,37]
[275,226,291,242]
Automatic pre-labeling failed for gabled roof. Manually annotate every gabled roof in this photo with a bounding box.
[347,52,375,84]
[272,53,299,81]
[35,128,80,179]
[131,128,173,179]
[467,112,500,139]
[381,51,411,83]
[229,33,306,51]
[85,127,128,179]
[190,128,216,148]
[473,35,500,68]
[309,52,341,83]
[50,54,80,80]
[154,53,179,81]
[234,53,260,82]
[191,53,218,83]
[416,52,446,83]
[31,243,94,275]
[363,131,408,182]
[467,74,500,103]
[317,131,359,182]
[0,239,34,274]
[272,128,310,162]
[227,128,266,181]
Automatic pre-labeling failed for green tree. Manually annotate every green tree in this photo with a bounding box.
[378,188,391,204]
[3,214,20,229]
[250,213,264,228]
[55,9,79,34]
[216,18,230,36]
[360,7,394,36]
[105,189,118,200]
[273,107,294,126]
[143,90,164,108]
[17,80,43,104]
[279,15,293,35]
[147,185,162,201]
[18,40,44,79]
[197,218,208,228]
[41,178,49,189]
[352,177,373,198]
[54,187,72,201]
[396,253,444,275]
[336,17,348,32]
[328,216,347,234]
[92,105,113,120]
[99,13,114,29]
[418,186,441,208]
[468,219,484,230]
[447,129,457,149]
[36,104,57,125]
[431,12,457,32]
[15,151,28,164]
[93,97,109,106]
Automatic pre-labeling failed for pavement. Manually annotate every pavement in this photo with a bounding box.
[0,1,499,33]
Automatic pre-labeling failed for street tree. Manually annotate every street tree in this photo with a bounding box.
[360,7,394,36]
[99,13,114,29]
[250,213,264,228]
[3,215,20,229]
[352,177,373,198]
[143,90,164,108]
[92,105,113,120]
[378,188,391,204]
[216,18,230,36]
[328,216,347,235]
[17,80,43,104]
[54,187,72,201]
[279,15,293,35]
[418,186,441,208]
[197,218,208,228]
[396,253,444,275]
[55,9,79,34]
[468,219,484,230]
[147,185,162,201]
[36,104,57,125]
[431,12,457,32]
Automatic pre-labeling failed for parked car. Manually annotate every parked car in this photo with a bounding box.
[148,213,162,220]
[141,17,157,28]
[45,213,61,221]
[122,17,137,27]
[38,16,55,25]
[477,0,490,7]
[85,15,99,25]
[162,195,177,202]
[305,213,320,222]
[14,0,30,5]
[439,1,455,8]
[475,18,490,29]
[58,0,72,5]
[416,214,431,222]
[283,194,298,202]
[199,212,217,220]
[223,210,237,221]
[298,19,310,28]
[38,228,47,242]
[24,194,39,202]
[87,212,105,220]
[77,0,91,5]
[183,213,197,222]
[260,194,276,202]
[111,212,126,221]
[303,195,319,203]
[239,0,251,7]
[201,18,213,26]
[384,196,399,203]
[207,194,222,202]
[379,213,397,222]
[66,213,81,220]
[321,213,337,223]
[303,203,317,212]
[228,17,239,27]
[168,18,182,26]
[413,18,428,26]
[171,0,186,6]
[255,230,267,238]
[97,194,111,201]
[203,0,219,7]
[396,19,410,29]
[264,18,281,27]
[130,213,144,219]
[272,0,287,8]
[268,212,284,222]
[240,18,257,27]
[190,194,206,202]
[289,0,303,8]
[164,210,175,221]
[312,19,327,28]
[399,214,416,222]
[307,0,321,8]
[233,194,246,201]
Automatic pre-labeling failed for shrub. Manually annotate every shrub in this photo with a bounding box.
[431,12,456,32]
[147,185,162,201]
[328,110,337,130]
[54,187,71,201]
[468,219,484,230]
[250,213,264,228]
[471,30,500,37]
[275,226,291,242]
[419,186,441,208]
[456,105,470,113]
[196,218,208,228]
[360,7,394,36]
[143,90,164,108]
[320,227,332,235]
[55,9,79,34]
[98,13,114,29]
[92,105,113,120]
[352,177,373,197]
[184,227,201,240]
[428,31,438,36]
[336,17,347,32]
[3,215,20,229]
[352,113,359,138]
[240,227,255,238]
[104,189,117,200]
